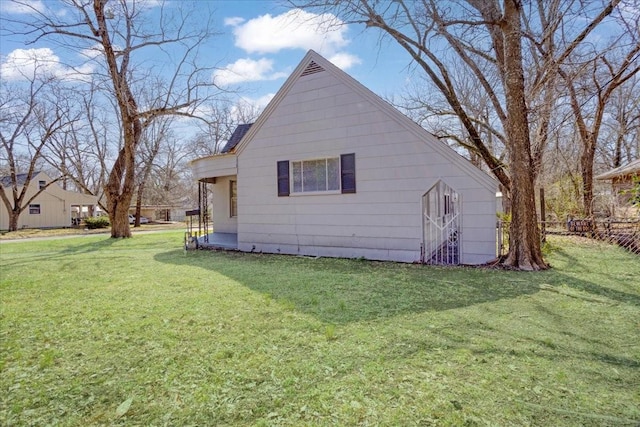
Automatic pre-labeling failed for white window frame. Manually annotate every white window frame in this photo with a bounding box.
[29,204,41,214]
[229,180,237,218]
[291,157,341,194]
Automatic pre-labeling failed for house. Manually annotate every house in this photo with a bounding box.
[0,171,98,230]
[595,158,640,209]
[190,51,499,265]
[126,205,180,222]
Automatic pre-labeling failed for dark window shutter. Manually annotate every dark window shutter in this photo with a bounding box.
[340,153,356,193]
[277,160,290,196]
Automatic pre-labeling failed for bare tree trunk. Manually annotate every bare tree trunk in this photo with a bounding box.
[134,194,143,227]
[502,0,547,270]
[8,209,19,232]
[134,178,147,227]
[613,133,623,168]
[531,82,556,180]
[94,0,141,238]
[560,40,640,218]
[105,136,138,237]
[134,162,154,227]
[581,134,597,217]
[6,1,223,237]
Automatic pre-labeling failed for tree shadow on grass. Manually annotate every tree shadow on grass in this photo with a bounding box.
[59,237,119,254]
[549,247,640,306]
[552,272,640,306]
[154,249,544,324]
[0,237,119,269]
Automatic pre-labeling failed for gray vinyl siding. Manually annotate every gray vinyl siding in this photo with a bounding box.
[236,70,497,263]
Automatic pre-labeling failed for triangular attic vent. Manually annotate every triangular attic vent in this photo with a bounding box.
[301,61,325,76]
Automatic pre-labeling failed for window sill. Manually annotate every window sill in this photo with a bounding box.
[290,190,342,196]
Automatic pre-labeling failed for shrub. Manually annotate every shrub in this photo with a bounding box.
[544,175,583,220]
[625,176,640,207]
[84,216,110,229]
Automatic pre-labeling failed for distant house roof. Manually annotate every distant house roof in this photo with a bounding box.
[595,159,640,180]
[0,171,41,187]
[220,124,253,154]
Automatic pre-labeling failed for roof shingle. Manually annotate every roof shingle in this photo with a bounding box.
[220,124,253,154]
[0,171,39,187]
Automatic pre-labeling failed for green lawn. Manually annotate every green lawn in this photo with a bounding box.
[1,233,638,426]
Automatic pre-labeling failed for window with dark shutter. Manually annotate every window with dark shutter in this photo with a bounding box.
[340,153,356,193]
[277,160,290,196]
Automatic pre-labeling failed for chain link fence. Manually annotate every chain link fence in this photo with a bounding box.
[497,219,640,256]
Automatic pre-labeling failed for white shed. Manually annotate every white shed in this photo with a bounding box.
[190,50,499,265]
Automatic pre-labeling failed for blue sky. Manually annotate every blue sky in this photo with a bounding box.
[206,0,412,104]
[0,0,413,111]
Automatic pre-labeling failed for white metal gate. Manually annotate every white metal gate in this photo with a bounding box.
[422,180,461,265]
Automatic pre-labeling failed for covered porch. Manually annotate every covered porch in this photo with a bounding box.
[69,192,99,226]
[70,203,98,226]
[187,125,251,251]
[198,232,238,250]
[188,149,239,250]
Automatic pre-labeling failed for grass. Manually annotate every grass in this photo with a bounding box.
[0,232,638,426]
[0,221,184,240]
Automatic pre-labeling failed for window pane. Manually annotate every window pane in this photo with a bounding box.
[327,158,340,190]
[292,157,341,193]
[303,159,325,192]
[316,160,327,191]
[292,161,302,193]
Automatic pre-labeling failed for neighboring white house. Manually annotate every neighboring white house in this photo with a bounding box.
[0,171,98,230]
[190,50,499,265]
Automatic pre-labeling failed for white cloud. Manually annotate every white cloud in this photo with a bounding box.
[231,9,349,56]
[79,44,105,60]
[239,93,275,111]
[1,48,94,82]
[227,93,275,123]
[137,0,163,7]
[225,16,245,26]
[328,52,361,70]
[213,58,288,86]
[1,48,62,80]
[0,0,46,15]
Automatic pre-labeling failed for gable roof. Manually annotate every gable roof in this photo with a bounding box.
[220,123,253,154]
[233,50,498,192]
[0,171,42,187]
[595,158,640,180]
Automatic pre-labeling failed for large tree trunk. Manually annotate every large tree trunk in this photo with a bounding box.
[501,0,547,270]
[94,0,141,238]
[8,209,19,232]
[581,134,597,217]
[105,123,139,237]
[108,196,132,237]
